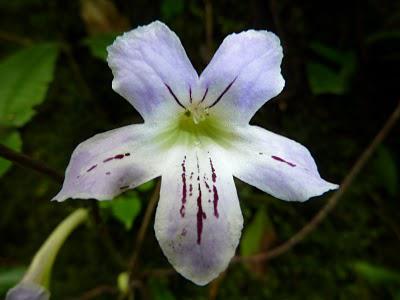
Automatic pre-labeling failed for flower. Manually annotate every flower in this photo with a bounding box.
[53,21,338,285]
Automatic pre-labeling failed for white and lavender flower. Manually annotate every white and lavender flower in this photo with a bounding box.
[53,21,338,285]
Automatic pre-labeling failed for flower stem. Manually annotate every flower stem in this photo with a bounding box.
[128,180,161,278]
[0,144,64,183]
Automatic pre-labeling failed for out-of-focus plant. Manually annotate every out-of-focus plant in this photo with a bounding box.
[306,42,356,95]
[0,44,59,177]
[6,209,88,299]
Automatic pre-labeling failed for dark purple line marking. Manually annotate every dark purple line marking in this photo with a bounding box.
[180,156,187,218]
[213,185,219,218]
[189,183,193,196]
[103,153,130,163]
[196,182,206,244]
[164,83,186,109]
[209,157,219,218]
[203,175,211,192]
[86,164,97,172]
[209,158,216,183]
[271,155,296,167]
[189,87,192,103]
[207,77,237,108]
[120,185,129,190]
[106,172,111,175]
[200,87,209,103]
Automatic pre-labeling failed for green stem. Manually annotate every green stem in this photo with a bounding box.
[22,208,89,288]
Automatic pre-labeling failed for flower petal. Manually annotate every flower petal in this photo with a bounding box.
[154,147,243,285]
[6,283,50,300]
[198,29,284,124]
[53,124,165,201]
[107,21,198,123]
[228,125,338,201]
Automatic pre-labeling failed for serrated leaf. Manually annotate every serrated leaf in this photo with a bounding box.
[0,43,59,127]
[0,130,22,177]
[83,33,119,61]
[240,208,273,256]
[372,146,398,196]
[352,261,400,284]
[100,192,141,230]
[0,266,26,295]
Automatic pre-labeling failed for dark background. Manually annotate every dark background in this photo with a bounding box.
[0,0,399,299]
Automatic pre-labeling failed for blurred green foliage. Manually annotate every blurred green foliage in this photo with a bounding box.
[0,0,399,299]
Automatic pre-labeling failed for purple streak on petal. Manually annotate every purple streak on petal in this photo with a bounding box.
[103,153,129,163]
[271,155,296,167]
[207,76,237,108]
[189,86,193,103]
[164,83,186,109]
[213,185,219,218]
[180,156,187,218]
[209,158,217,183]
[86,164,97,172]
[203,175,211,192]
[189,183,193,196]
[196,182,206,244]
[200,87,209,103]
[106,172,111,175]
[209,157,219,218]
[120,185,129,190]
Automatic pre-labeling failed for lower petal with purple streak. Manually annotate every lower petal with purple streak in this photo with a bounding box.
[154,149,243,285]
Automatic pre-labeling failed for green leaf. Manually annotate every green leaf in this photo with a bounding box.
[161,0,184,20]
[100,191,141,230]
[372,146,398,196]
[0,130,22,177]
[0,43,59,127]
[240,208,273,256]
[352,261,400,284]
[307,42,356,95]
[148,278,176,300]
[0,266,26,295]
[136,180,155,192]
[83,33,119,61]
[307,63,346,95]
[310,42,350,64]
[366,31,400,45]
